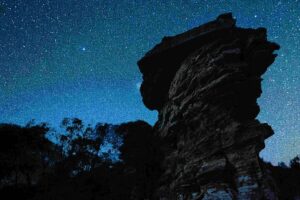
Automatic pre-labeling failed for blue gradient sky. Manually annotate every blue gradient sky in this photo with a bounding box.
[0,0,299,164]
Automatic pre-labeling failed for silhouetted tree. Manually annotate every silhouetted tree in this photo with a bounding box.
[97,123,123,162]
[264,156,300,199]
[277,162,288,168]
[0,122,58,199]
[0,123,55,186]
[290,155,300,169]
[116,120,159,199]
[55,118,105,177]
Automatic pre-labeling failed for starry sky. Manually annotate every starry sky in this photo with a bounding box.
[0,0,299,164]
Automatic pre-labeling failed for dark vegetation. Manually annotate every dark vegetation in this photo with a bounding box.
[0,119,160,199]
[264,158,300,200]
[0,118,299,199]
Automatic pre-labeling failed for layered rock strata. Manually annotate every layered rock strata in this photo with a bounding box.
[138,13,279,199]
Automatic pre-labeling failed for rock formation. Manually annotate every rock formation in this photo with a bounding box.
[138,13,280,199]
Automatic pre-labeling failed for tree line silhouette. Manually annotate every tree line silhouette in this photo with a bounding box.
[0,118,299,199]
[0,118,160,199]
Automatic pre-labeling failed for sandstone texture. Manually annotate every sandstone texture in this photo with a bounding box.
[138,13,280,199]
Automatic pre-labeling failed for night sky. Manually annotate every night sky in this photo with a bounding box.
[0,0,299,164]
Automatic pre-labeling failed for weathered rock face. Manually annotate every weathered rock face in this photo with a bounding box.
[138,13,279,199]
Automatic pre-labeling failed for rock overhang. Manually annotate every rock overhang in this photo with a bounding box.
[137,13,279,111]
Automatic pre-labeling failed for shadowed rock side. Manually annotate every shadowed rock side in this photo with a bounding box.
[138,13,280,200]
